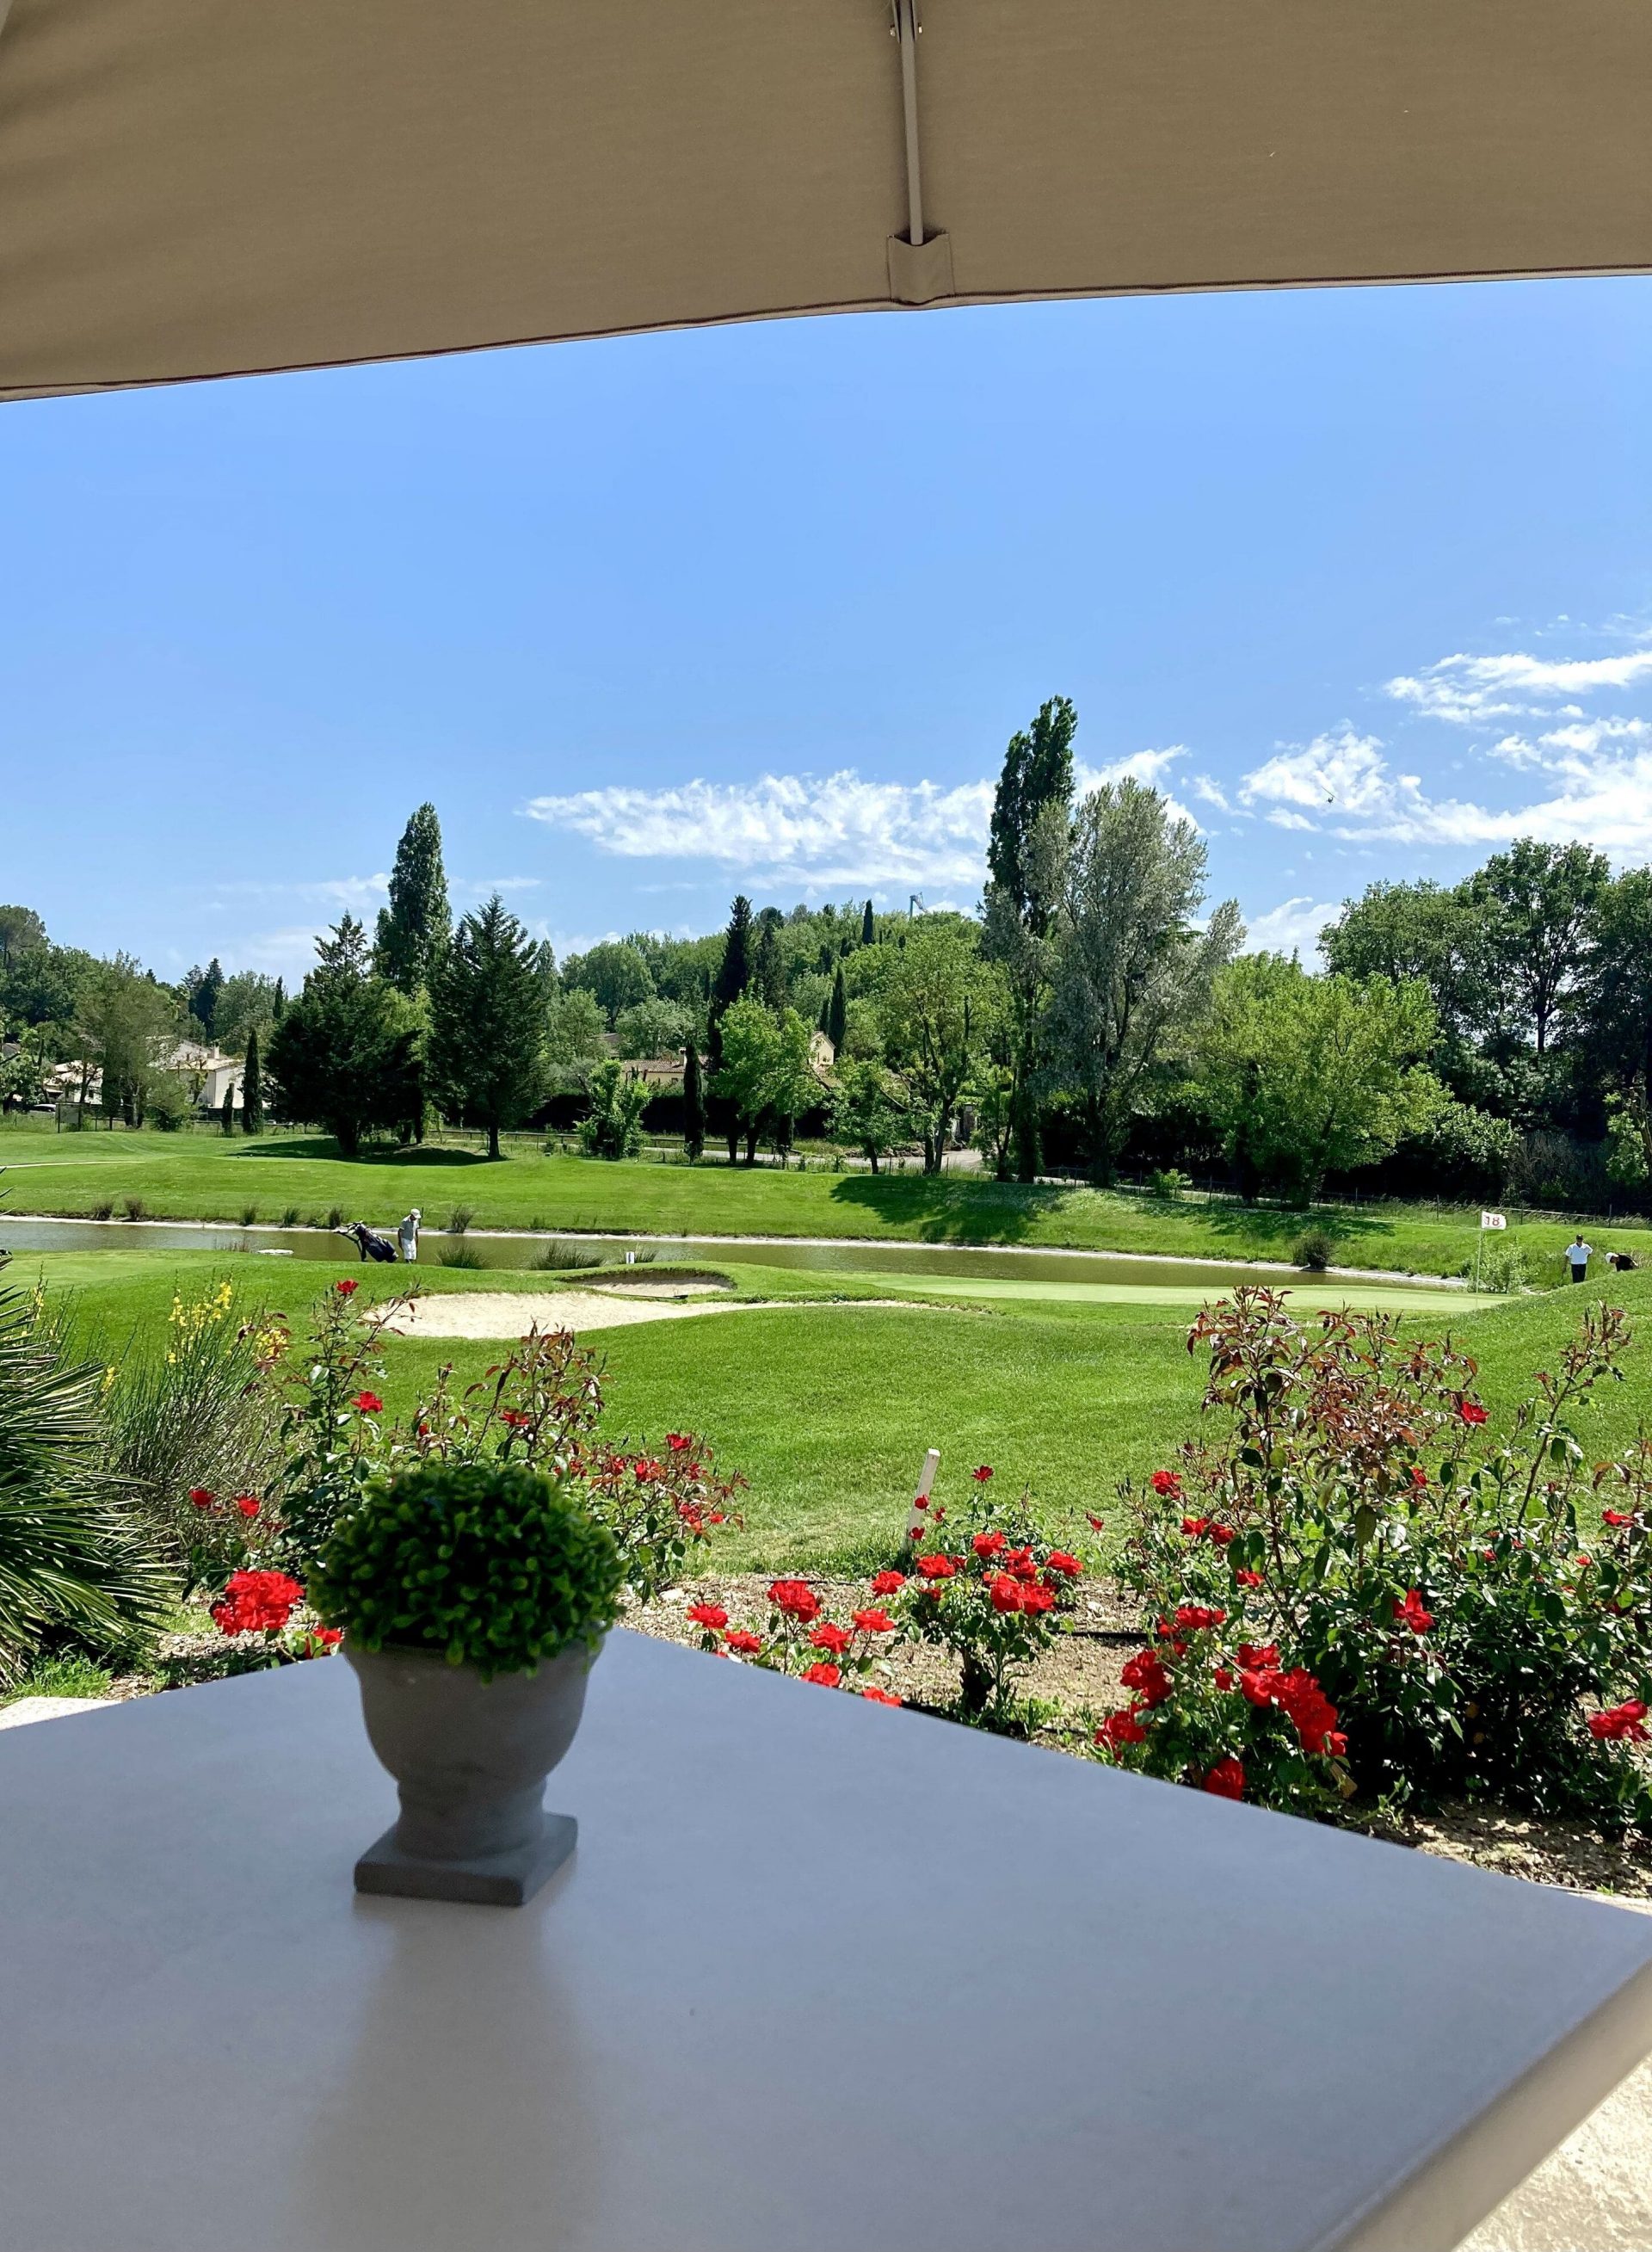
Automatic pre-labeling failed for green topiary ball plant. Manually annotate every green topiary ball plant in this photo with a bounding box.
[310,1461,623,1680]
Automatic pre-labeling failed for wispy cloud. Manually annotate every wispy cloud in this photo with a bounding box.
[1385,646,1652,725]
[522,749,1195,892]
[1244,896,1339,960]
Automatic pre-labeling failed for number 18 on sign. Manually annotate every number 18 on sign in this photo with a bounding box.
[1481,1212,1507,1231]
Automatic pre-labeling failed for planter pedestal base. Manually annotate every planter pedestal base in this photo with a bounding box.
[354,1811,577,1907]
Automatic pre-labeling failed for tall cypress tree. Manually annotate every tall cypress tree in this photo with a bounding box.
[271,978,286,1024]
[427,894,547,1160]
[706,896,754,1070]
[374,802,452,994]
[219,1084,236,1134]
[826,965,848,1052]
[752,910,787,1010]
[682,1038,706,1161]
[860,898,876,948]
[240,1024,263,1134]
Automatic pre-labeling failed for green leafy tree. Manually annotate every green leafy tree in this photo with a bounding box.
[1584,867,1652,1183]
[240,1024,263,1134]
[265,916,423,1157]
[1322,880,1489,1054]
[213,970,282,1055]
[546,985,607,1067]
[877,916,994,1173]
[1045,780,1242,1177]
[613,996,689,1058]
[0,904,47,969]
[1469,838,1611,1058]
[712,995,814,1163]
[561,939,655,1027]
[76,955,179,1126]
[578,1059,649,1159]
[983,695,1076,1179]
[428,895,548,1159]
[682,1038,706,1161]
[829,1057,909,1173]
[1196,958,1443,1201]
[373,802,451,994]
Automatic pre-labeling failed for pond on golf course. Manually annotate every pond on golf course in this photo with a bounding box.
[0,1212,1475,1305]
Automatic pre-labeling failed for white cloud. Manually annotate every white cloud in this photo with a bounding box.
[523,748,1196,891]
[1244,897,1339,960]
[1385,647,1652,724]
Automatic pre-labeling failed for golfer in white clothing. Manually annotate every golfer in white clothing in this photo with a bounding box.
[398,1207,422,1264]
[1565,1233,1594,1283]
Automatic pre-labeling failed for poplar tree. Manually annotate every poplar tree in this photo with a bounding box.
[983,694,1077,1180]
[374,802,452,994]
[427,894,547,1159]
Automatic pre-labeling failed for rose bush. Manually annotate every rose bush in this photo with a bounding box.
[1102,1288,1652,1832]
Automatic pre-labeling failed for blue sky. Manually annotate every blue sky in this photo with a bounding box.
[4,275,1650,982]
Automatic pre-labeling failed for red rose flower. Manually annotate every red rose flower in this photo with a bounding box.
[1175,1604,1226,1632]
[860,1686,901,1706]
[1236,1643,1279,1670]
[686,1603,729,1632]
[336,1278,358,1296]
[809,1621,854,1657]
[1214,1666,1236,1691]
[723,1629,763,1656]
[1604,1509,1636,1528]
[987,1573,1026,1615]
[210,1569,305,1638]
[234,1494,261,1519]
[915,1552,957,1580]
[1044,1551,1082,1577]
[1020,1582,1056,1613]
[1457,1400,1489,1426]
[1150,1470,1183,1499]
[767,1578,821,1623]
[853,1608,896,1634]
[1181,1515,1210,1539]
[353,1391,383,1414]
[800,1661,841,1687]
[188,1487,215,1509]
[304,1626,343,1653]
[1095,1707,1149,1749]
[666,1433,693,1452]
[1235,1568,1264,1589]
[1087,1514,1106,1533]
[1208,1523,1235,1547]
[972,1530,1008,1559]
[1410,1465,1429,1490]
[1203,1756,1245,1800]
[971,1465,995,1483]
[1119,1650,1172,1708]
[1588,1700,1649,1743]
[912,1495,928,1511]
[1393,1589,1434,1635]
[870,1570,906,1595]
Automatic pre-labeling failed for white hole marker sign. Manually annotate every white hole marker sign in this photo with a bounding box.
[1481,1212,1507,1231]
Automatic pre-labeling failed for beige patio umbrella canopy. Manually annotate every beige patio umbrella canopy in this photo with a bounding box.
[0,0,1648,402]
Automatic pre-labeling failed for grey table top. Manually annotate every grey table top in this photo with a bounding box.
[3,1630,1651,2252]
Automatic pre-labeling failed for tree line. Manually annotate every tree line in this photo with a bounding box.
[5,731,1651,1212]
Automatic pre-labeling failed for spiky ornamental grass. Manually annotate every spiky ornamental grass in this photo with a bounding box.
[0,1285,171,1683]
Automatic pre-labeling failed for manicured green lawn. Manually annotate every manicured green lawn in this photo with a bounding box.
[6,1120,1649,1279]
[18,1244,1650,1578]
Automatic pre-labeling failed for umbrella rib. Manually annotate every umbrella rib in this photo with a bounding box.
[892,0,926,248]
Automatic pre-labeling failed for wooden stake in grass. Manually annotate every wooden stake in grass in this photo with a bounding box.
[907,1447,940,1550]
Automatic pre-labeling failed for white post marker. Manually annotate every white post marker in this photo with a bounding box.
[1481,1212,1507,1231]
[1476,1210,1507,1292]
[907,1448,940,1551]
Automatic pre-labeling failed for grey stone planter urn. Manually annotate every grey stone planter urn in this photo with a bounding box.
[345,1636,602,1906]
